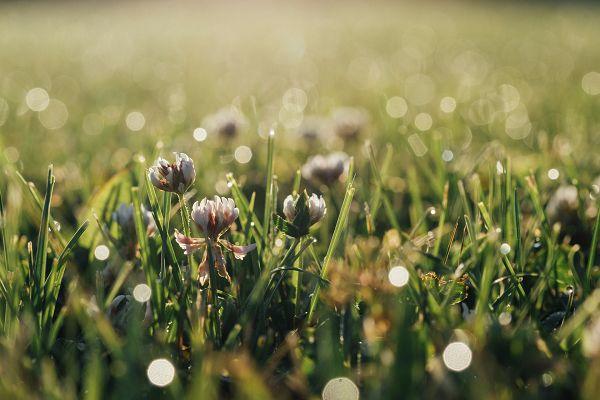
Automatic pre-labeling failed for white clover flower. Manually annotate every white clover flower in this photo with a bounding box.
[106,294,152,333]
[113,203,135,231]
[148,152,196,194]
[283,193,327,225]
[191,196,239,239]
[174,196,256,285]
[113,203,156,236]
[330,107,369,140]
[301,152,348,185]
[545,185,579,227]
[203,106,247,140]
[296,115,326,141]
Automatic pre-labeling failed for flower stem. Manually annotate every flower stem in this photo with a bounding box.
[205,242,221,346]
[178,194,194,280]
[293,237,304,325]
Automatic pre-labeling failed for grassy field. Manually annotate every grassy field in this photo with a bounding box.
[1,1,600,399]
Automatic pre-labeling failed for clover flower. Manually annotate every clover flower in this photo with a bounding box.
[174,196,256,285]
[330,107,369,140]
[113,203,156,236]
[545,185,579,228]
[148,152,196,194]
[301,152,348,185]
[296,115,326,142]
[283,193,327,226]
[203,106,247,140]
[106,294,152,333]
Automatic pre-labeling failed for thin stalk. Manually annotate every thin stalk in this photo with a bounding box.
[586,209,600,293]
[307,183,355,324]
[178,194,194,280]
[205,242,221,346]
[263,129,275,250]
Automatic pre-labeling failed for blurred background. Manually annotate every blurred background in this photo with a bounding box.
[0,0,599,215]
[1,2,600,399]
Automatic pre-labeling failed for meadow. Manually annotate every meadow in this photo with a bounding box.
[1,1,600,399]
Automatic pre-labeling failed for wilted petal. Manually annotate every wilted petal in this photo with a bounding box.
[198,257,210,286]
[211,245,231,282]
[174,229,205,254]
[220,240,257,260]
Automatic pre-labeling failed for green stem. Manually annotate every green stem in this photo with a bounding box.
[178,194,194,280]
[586,209,600,293]
[206,242,221,346]
[293,237,304,322]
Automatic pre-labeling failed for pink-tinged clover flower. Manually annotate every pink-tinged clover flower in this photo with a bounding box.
[174,196,256,285]
[148,152,196,194]
[276,192,327,237]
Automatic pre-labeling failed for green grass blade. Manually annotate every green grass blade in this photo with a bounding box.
[307,181,355,324]
[586,208,600,293]
[34,166,55,314]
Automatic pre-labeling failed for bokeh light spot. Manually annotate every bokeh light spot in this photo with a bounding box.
[443,341,472,372]
[94,245,110,261]
[193,127,207,142]
[126,111,145,131]
[234,145,253,164]
[442,149,454,162]
[38,99,68,130]
[282,87,308,112]
[440,96,456,113]
[133,283,151,303]
[322,377,359,400]
[388,266,409,287]
[147,358,175,387]
[414,112,433,131]
[26,88,50,112]
[582,71,600,95]
[407,133,428,157]
[500,243,511,255]
[386,96,408,118]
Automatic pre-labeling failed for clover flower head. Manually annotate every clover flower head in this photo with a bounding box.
[106,294,152,333]
[283,193,327,226]
[148,152,195,194]
[546,185,579,226]
[174,196,255,285]
[296,115,326,141]
[113,203,156,236]
[191,196,239,240]
[301,152,348,185]
[330,107,369,140]
[204,106,247,139]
